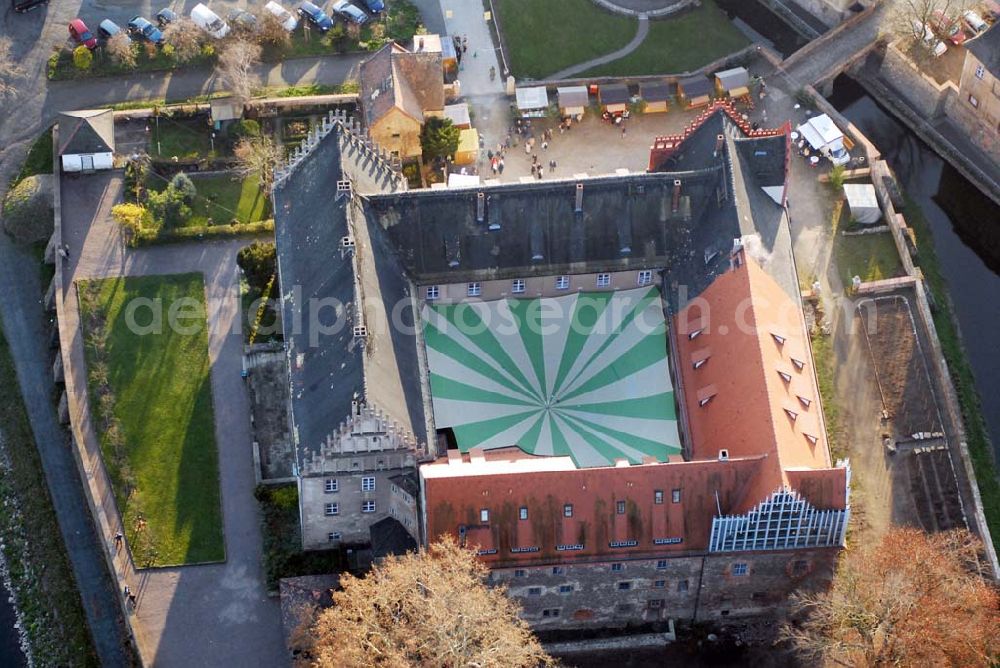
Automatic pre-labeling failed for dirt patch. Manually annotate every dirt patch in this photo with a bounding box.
[247,351,294,480]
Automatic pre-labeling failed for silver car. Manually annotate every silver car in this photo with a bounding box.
[332,0,367,24]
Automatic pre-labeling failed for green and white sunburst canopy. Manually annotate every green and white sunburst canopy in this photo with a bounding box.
[422,287,682,468]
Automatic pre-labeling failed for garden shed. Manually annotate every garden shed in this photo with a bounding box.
[715,66,750,98]
[557,86,589,118]
[58,109,115,173]
[515,86,549,118]
[443,103,471,129]
[598,83,630,113]
[640,81,673,113]
[454,128,479,165]
[843,183,882,225]
[678,76,713,108]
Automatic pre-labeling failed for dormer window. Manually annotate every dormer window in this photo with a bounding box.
[596,273,611,288]
[426,285,440,300]
[784,408,798,421]
[699,394,714,407]
[791,358,805,370]
[693,357,708,369]
[804,434,819,445]
[777,370,792,383]
[467,282,481,297]
[798,395,812,408]
[688,328,703,340]
[771,333,786,345]
[512,279,526,294]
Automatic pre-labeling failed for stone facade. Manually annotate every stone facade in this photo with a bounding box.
[369,107,424,160]
[299,402,420,549]
[878,43,957,119]
[948,47,1000,165]
[492,548,838,629]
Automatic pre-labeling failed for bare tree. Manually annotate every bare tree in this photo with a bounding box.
[781,528,1000,667]
[257,13,291,49]
[216,39,262,107]
[106,33,137,69]
[0,37,25,100]
[888,0,972,57]
[292,537,555,667]
[233,135,284,192]
[163,19,205,63]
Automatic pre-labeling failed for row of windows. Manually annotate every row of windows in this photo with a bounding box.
[324,477,376,493]
[536,598,675,618]
[427,272,657,301]
[481,490,682,524]
[324,501,376,515]
[522,579,692,596]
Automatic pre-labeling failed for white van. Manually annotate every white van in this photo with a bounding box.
[962,10,988,33]
[264,1,299,31]
[191,3,230,38]
[912,20,948,57]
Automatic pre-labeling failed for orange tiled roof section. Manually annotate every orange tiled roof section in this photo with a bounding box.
[423,451,767,566]
[674,250,833,510]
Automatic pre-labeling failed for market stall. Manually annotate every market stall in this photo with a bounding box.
[678,75,713,108]
[640,81,673,113]
[557,86,589,119]
[715,66,750,98]
[515,86,550,118]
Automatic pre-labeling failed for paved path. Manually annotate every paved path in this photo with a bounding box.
[60,173,286,667]
[549,15,649,80]
[438,0,505,95]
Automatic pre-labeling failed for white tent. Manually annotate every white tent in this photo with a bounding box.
[843,183,881,225]
[797,114,843,152]
[447,173,481,188]
[515,86,549,117]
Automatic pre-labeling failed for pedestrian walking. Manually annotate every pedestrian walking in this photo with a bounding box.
[531,164,537,176]
[525,142,531,155]
[128,593,137,607]
[549,159,556,173]
[536,169,542,180]
[490,66,496,81]
[491,159,498,175]
[532,154,538,165]
[542,141,548,151]
[498,159,505,174]
[113,531,124,549]
[621,124,627,138]
[123,584,131,598]
[487,149,494,160]
[462,35,468,53]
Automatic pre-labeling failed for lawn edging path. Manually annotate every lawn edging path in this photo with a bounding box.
[550,15,650,80]
[78,273,224,567]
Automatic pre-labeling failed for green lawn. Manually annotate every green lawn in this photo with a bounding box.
[830,200,904,287]
[147,172,271,227]
[581,1,750,77]
[79,274,223,566]
[494,0,635,79]
[12,127,54,187]
[152,118,217,160]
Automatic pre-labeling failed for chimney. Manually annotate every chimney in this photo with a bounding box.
[715,133,725,154]
[672,179,682,214]
[469,447,486,465]
[447,449,463,465]
[476,192,485,222]
[574,183,584,213]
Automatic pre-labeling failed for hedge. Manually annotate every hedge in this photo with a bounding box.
[135,220,274,246]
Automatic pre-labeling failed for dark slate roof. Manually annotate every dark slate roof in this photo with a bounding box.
[600,83,630,105]
[359,42,444,126]
[369,516,417,559]
[641,81,673,102]
[968,25,1000,76]
[679,75,713,98]
[58,109,114,155]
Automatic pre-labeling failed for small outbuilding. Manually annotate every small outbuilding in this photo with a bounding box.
[58,109,115,173]
[454,128,479,165]
[640,81,673,113]
[515,86,549,118]
[598,83,630,113]
[843,183,882,225]
[678,76,713,108]
[443,102,471,129]
[715,66,751,98]
[557,86,589,118]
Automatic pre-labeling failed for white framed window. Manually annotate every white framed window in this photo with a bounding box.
[672,489,681,503]
[362,500,376,513]
[637,270,653,286]
[328,531,342,542]
[654,490,664,504]
[324,478,338,493]
[555,275,570,290]
[480,508,490,523]
[324,502,339,516]
[564,504,573,517]
[512,279,526,294]
[425,285,440,300]
[596,273,611,288]
[611,563,624,572]
[732,562,748,576]
[467,282,481,297]
[519,506,528,520]
[361,476,375,492]
[976,64,986,80]
[969,94,980,108]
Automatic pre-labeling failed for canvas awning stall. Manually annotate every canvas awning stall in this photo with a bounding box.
[715,66,750,98]
[515,86,549,118]
[557,86,589,117]
[447,172,481,188]
[640,81,672,113]
[454,128,479,165]
[678,75,713,108]
[599,83,630,113]
[443,103,471,129]
[843,183,882,225]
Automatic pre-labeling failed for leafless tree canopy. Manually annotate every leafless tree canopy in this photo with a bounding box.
[781,528,1000,667]
[233,135,284,192]
[0,37,25,100]
[106,33,137,69]
[889,0,972,45]
[216,39,262,106]
[163,19,205,63]
[292,537,556,668]
[257,13,292,48]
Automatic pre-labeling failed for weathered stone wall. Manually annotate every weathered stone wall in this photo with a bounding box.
[877,44,956,120]
[491,548,838,628]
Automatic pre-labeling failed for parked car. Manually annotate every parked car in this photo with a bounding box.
[931,10,966,45]
[298,1,333,31]
[128,16,165,44]
[12,0,48,13]
[331,0,367,25]
[155,8,178,27]
[69,18,98,50]
[361,0,384,12]
[264,1,299,31]
[98,19,130,42]
[190,3,230,38]
[227,8,258,31]
[912,20,948,57]
[962,9,988,33]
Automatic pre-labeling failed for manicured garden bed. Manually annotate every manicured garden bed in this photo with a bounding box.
[147,172,270,227]
[79,274,224,566]
[151,118,220,160]
[829,199,904,288]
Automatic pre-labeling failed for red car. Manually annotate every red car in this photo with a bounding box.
[69,18,98,50]
[931,10,967,46]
